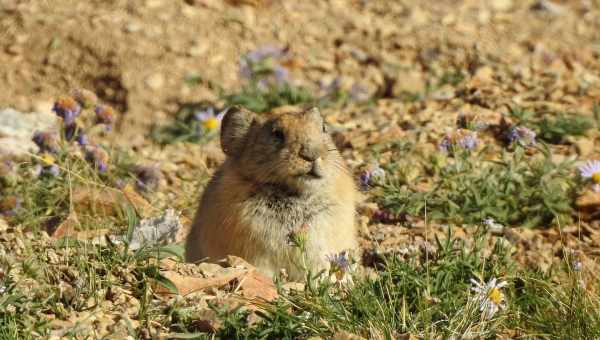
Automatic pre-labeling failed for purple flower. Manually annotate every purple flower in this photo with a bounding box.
[508,126,536,147]
[360,165,386,188]
[327,251,351,271]
[76,133,88,146]
[85,146,109,173]
[458,134,478,150]
[273,65,290,84]
[63,123,79,141]
[32,131,59,154]
[42,164,60,177]
[52,96,81,125]
[439,129,480,153]
[239,45,289,81]
[326,250,352,280]
[95,105,116,130]
[359,171,371,188]
[438,138,452,153]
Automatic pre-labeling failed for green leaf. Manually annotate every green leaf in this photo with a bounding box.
[154,272,179,294]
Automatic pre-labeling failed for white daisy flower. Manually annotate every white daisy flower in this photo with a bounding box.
[470,277,508,320]
[579,160,600,184]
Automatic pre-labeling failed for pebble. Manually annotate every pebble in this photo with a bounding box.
[0,108,59,158]
[145,73,165,90]
[575,138,595,157]
[491,0,513,12]
[124,22,142,33]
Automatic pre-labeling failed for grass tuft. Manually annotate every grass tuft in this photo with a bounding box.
[378,145,576,228]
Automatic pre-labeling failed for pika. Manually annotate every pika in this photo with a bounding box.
[185,106,358,280]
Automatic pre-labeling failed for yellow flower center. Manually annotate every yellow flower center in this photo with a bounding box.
[202,117,219,131]
[592,172,600,184]
[41,153,56,166]
[488,288,503,305]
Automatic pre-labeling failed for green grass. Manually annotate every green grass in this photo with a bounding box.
[377,145,577,228]
[1,141,598,338]
[4,227,587,339]
[210,230,599,339]
[4,146,140,232]
[0,207,186,339]
[150,102,222,145]
[2,91,599,339]
[508,106,594,144]
[224,83,314,114]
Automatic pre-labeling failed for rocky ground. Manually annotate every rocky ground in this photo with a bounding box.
[1,0,600,338]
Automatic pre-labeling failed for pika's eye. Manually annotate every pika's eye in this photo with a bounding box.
[272,128,285,143]
[322,123,328,133]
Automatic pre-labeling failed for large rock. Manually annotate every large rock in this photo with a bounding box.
[0,108,59,158]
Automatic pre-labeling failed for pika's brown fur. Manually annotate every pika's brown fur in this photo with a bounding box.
[185,106,358,280]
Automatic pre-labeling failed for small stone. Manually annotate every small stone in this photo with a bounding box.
[197,262,224,276]
[0,218,8,232]
[410,7,429,25]
[32,100,54,114]
[0,108,59,158]
[124,22,142,33]
[575,138,595,157]
[429,85,455,101]
[393,70,426,96]
[7,44,24,56]
[188,42,208,57]
[491,0,513,11]
[128,209,182,250]
[145,0,164,8]
[145,73,165,90]
[473,66,495,84]
[576,190,600,208]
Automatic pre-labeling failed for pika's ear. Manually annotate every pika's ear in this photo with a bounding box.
[220,106,256,157]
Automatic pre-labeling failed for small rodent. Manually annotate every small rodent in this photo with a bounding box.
[185,106,358,280]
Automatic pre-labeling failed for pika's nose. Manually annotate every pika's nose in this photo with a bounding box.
[299,145,319,162]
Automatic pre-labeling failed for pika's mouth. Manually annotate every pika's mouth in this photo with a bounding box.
[294,170,321,180]
[305,161,324,179]
[308,167,323,179]
[293,159,324,180]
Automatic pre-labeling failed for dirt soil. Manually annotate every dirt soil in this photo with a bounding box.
[2,0,598,142]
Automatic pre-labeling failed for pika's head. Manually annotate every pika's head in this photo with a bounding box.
[221,106,344,193]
